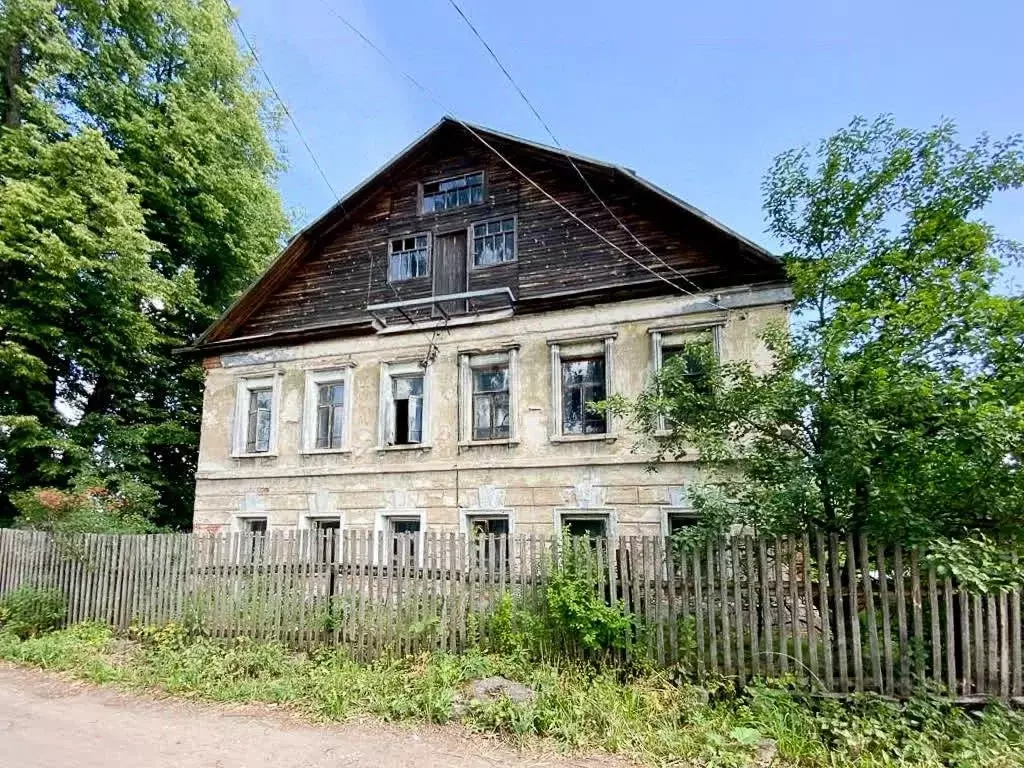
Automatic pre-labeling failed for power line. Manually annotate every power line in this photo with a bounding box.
[222,0,340,200]
[444,0,709,295]
[316,0,713,302]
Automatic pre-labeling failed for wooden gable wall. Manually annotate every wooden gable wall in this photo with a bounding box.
[234,125,783,340]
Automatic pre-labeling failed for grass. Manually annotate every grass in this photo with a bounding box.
[2,623,1023,767]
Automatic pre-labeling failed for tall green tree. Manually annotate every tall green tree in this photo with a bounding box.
[614,117,1024,543]
[0,0,289,528]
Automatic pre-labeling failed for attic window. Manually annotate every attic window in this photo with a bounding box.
[421,172,484,213]
[389,235,429,281]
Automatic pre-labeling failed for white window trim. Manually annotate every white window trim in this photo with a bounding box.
[649,324,723,435]
[230,514,269,540]
[458,349,519,445]
[660,506,700,539]
[459,508,515,538]
[299,512,346,531]
[231,372,282,458]
[301,367,354,454]
[388,231,431,282]
[552,508,618,539]
[549,336,615,441]
[373,509,427,566]
[378,360,433,450]
[469,214,517,269]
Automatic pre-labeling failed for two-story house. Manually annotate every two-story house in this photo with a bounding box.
[187,118,789,546]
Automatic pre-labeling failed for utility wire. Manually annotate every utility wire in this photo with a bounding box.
[318,0,713,302]
[222,0,340,201]
[444,0,708,295]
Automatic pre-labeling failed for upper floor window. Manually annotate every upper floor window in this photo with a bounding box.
[472,217,516,266]
[302,367,354,453]
[379,360,431,449]
[650,325,721,432]
[389,235,429,281]
[421,172,484,213]
[459,349,519,444]
[233,373,280,456]
[548,336,614,440]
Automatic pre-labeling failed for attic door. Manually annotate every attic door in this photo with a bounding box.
[432,231,468,316]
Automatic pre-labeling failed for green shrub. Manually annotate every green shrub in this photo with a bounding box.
[0,586,68,639]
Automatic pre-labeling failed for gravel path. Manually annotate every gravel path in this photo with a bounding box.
[0,666,623,768]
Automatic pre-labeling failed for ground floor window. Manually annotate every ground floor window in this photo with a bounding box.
[465,513,511,567]
[554,511,613,539]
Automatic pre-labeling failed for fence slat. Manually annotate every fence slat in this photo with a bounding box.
[893,546,910,696]
[816,532,834,691]
[859,535,882,692]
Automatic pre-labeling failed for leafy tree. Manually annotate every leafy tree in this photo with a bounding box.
[0,0,289,528]
[613,117,1024,543]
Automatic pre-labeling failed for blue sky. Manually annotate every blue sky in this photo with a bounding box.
[234,0,1022,263]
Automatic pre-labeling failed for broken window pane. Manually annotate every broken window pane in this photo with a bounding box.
[663,340,714,395]
[471,364,510,440]
[389,235,429,281]
[561,357,606,435]
[392,375,424,445]
[246,387,272,452]
[422,172,484,213]
[473,217,516,266]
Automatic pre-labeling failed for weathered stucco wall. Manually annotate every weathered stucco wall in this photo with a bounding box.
[193,287,788,535]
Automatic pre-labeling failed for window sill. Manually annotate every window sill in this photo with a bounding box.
[378,444,432,452]
[458,438,520,448]
[231,452,278,459]
[300,448,352,456]
[549,434,616,444]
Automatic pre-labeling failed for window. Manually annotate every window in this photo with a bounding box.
[651,326,721,431]
[459,350,517,443]
[466,514,510,567]
[389,516,421,565]
[310,517,341,563]
[421,172,483,213]
[389,235,429,281]
[233,374,280,456]
[561,357,606,435]
[379,361,431,448]
[666,510,699,536]
[241,517,267,534]
[549,336,614,440]
[472,217,516,266]
[554,510,614,540]
[234,516,268,562]
[392,375,424,444]
[302,368,353,453]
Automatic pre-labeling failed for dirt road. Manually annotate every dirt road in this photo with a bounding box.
[0,666,620,768]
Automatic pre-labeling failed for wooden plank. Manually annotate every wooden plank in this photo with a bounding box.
[758,537,774,677]
[945,577,956,693]
[654,535,666,666]
[775,537,788,675]
[665,535,678,665]
[974,593,985,695]
[746,536,760,678]
[876,544,893,695]
[677,538,691,667]
[962,588,973,695]
[986,594,998,695]
[859,535,882,692]
[910,548,924,683]
[718,538,732,676]
[846,534,863,692]
[893,545,910,696]
[831,534,848,692]
[1013,578,1022,698]
[816,532,833,691]
[788,536,803,677]
[928,564,941,685]
[1000,591,1010,700]
[802,534,818,686]
[731,538,745,685]
[705,540,719,675]
[692,542,705,676]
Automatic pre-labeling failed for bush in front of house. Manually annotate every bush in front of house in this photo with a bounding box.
[0,585,68,639]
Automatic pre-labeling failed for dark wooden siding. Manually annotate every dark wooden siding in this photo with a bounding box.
[236,127,783,339]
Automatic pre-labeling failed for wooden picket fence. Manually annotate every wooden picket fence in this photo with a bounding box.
[0,527,1021,700]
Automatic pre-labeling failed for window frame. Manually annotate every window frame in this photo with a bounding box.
[469,215,517,269]
[418,170,485,214]
[388,232,431,282]
[649,323,723,434]
[378,360,432,450]
[552,508,617,540]
[301,367,355,454]
[548,335,615,442]
[232,373,282,457]
[374,509,427,566]
[458,348,519,445]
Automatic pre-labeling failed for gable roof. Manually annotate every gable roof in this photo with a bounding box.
[191,116,781,350]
